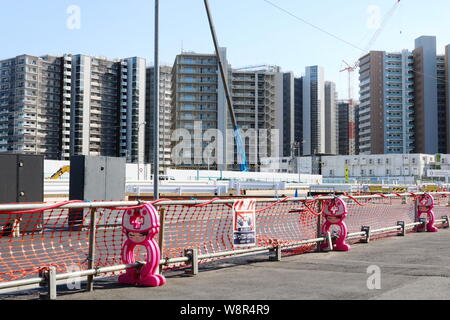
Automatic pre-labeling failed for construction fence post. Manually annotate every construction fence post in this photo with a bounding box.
[397,221,406,236]
[269,246,282,262]
[326,231,333,251]
[86,208,97,292]
[361,226,371,243]
[443,216,450,229]
[316,211,323,252]
[39,266,57,300]
[419,218,427,232]
[184,248,198,276]
[159,208,165,275]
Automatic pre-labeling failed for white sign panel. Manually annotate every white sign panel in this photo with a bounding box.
[427,170,450,177]
[232,199,257,248]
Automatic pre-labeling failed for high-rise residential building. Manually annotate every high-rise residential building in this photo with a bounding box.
[230,65,283,170]
[324,81,338,155]
[337,101,350,155]
[413,36,439,154]
[337,100,359,155]
[358,50,415,154]
[282,72,295,157]
[171,49,284,171]
[358,36,450,155]
[171,50,226,169]
[146,65,172,168]
[354,102,360,155]
[0,54,71,159]
[293,77,303,156]
[302,66,325,156]
[437,55,447,153]
[446,45,450,153]
[69,55,146,163]
[0,54,146,162]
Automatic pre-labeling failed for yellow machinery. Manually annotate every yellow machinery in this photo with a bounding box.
[49,165,70,179]
[421,184,439,192]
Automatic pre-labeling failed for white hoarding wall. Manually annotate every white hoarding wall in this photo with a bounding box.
[166,169,322,184]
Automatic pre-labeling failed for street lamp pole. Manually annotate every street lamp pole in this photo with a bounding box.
[153,0,160,200]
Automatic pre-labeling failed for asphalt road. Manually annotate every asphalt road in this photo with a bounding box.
[42,227,450,300]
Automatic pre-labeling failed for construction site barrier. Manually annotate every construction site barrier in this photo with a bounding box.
[0,193,449,297]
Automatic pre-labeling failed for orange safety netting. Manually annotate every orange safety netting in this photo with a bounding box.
[0,194,449,283]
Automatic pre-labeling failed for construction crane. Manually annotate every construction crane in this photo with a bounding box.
[340,0,401,154]
[203,0,248,172]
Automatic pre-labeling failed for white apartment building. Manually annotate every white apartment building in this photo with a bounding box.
[70,55,146,163]
[321,154,437,181]
[0,54,146,163]
[171,50,285,171]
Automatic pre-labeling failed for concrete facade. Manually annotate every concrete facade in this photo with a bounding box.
[146,65,173,168]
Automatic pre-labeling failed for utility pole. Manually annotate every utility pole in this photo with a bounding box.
[203,0,248,172]
[153,0,160,199]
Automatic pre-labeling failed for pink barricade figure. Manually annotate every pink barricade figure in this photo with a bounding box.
[320,197,350,251]
[118,204,166,287]
[417,193,438,233]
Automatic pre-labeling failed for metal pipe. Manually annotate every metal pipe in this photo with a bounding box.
[198,246,272,260]
[0,192,448,212]
[0,277,43,290]
[371,225,402,233]
[153,0,160,200]
[203,0,237,129]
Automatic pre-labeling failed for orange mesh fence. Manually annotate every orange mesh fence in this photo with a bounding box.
[0,194,449,284]
[430,194,450,220]
[345,196,416,231]
[160,200,319,267]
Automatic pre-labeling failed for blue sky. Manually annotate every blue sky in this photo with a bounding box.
[1,0,450,98]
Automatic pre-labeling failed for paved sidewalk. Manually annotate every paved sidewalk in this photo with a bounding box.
[3,229,450,300]
[53,229,450,300]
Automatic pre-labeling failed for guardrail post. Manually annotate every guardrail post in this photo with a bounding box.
[442,216,450,229]
[397,221,406,236]
[158,208,165,256]
[158,208,166,276]
[184,248,198,276]
[419,218,427,232]
[86,208,97,292]
[269,246,282,261]
[361,226,371,243]
[39,267,57,300]
[316,213,323,252]
[324,231,333,251]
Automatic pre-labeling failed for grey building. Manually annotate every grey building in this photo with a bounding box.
[0,54,71,159]
[413,36,439,154]
[282,72,295,157]
[0,54,146,162]
[293,77,303,156]
[302,66,325,156]
[338,101,350,155]
[171,50,283,171]
[146,65,172,168]
[69,55,146,163]
[325,81,338,155]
